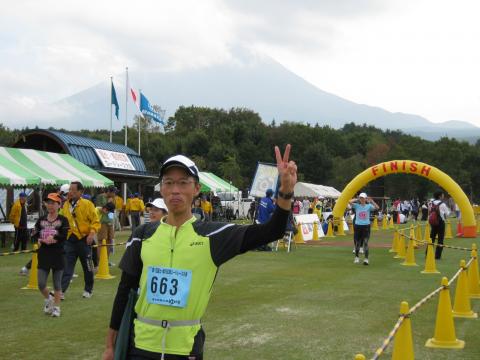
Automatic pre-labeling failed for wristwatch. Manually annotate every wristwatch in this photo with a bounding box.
[278,190,294,200]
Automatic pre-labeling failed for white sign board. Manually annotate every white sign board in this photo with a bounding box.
[293,214,324,241]
[94,149,135,171]
[249,163,278,198]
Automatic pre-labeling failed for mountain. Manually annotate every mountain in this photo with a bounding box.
[52,55,480,142]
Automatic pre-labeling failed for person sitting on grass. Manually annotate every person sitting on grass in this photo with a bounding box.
[32,193,69,317]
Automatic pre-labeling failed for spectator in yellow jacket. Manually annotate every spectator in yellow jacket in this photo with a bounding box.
[9,192,29,251]
[201,196,212,221]
[60,181,100,299]
[114,193,124,231]
[127,193,144,232]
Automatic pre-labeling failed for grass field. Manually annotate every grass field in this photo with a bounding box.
[1,220,479,359]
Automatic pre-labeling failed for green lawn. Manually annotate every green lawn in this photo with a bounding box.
[1,221,479,359]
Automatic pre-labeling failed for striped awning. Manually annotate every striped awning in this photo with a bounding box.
[0,147,114,187]
[199,172,238,193]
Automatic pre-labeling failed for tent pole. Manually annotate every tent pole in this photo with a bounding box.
[38,184,43,217]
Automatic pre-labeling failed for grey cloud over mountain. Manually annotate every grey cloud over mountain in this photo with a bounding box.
[48,52,480,142]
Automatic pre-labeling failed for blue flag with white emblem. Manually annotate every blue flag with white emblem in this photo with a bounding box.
[140,92,164,124]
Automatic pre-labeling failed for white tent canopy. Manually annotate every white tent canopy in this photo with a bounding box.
[294,182,341,199]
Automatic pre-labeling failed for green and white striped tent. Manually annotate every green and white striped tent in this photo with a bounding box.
[155,172,239,193]
[199,172,238,193]
[0,146,113,187]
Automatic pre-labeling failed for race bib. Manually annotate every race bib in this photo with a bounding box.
[358,211,368,220]
[146,266,192,308]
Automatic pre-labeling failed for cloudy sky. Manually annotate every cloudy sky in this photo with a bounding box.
[1,0,479,128]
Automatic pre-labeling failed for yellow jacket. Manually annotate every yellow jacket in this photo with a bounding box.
[201,200,212,214]
[62,198,100,239]
[115,195,124,211]
[313,207,322,220]
[9,200,27,228]
[127,197,145,212]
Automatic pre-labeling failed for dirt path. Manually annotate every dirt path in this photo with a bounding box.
[300,240,392,248]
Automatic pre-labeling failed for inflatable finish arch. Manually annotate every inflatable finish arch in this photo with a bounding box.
[332,160,477,238]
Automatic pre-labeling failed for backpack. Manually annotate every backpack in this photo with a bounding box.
[428,202,442,226]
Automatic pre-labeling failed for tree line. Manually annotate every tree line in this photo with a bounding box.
[1,106,479,202]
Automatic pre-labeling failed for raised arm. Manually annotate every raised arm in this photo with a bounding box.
[274,144,297,211]
[368,197,380,210]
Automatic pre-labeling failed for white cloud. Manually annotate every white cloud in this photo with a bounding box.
[0,0,479,128]
[260,0,480,126]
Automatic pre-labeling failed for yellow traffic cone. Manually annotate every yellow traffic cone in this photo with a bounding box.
[468,246,480,298]
[325,221,335,237]
[452,260,478,318]
[312,221,319,241]
[372,216,379,231]
[445,220,453,239]
[424,223,431,241]
[395,230,406,259]
[389,215,395,229]
[392,301,414,360]
[409,224,417,248]
[425,277,465,349]
[389,229,398,253]
[95,239,115,280]
[294,222,305,244]
[415,225,422,246]
[336,218,345,236]
[22,244,39,290]
[382,215,388,230]
[402,238,418,266]
[421,237,440,274]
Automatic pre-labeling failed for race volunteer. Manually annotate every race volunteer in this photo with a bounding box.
[103,145,297,360]
[61,181,100,299]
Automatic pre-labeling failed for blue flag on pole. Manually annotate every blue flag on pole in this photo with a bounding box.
[111,82,120,120]
[140,92,164,124]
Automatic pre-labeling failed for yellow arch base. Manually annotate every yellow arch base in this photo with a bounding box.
[332,160,477,238]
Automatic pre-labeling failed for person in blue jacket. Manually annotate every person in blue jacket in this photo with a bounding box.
[255,188,276,251]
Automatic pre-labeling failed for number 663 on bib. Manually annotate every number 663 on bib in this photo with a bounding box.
[146,266,193,308]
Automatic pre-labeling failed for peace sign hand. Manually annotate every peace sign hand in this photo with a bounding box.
[275,144,297,194]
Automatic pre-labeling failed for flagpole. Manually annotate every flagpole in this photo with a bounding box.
[110,76,113,143]
[138,89,141,155]
[123,67,129,206]
[125,66,128,146]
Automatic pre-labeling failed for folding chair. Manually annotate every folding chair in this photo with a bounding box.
[274,231,295,253]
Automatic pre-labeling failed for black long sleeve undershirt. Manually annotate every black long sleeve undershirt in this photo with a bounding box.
[241,206,290,252]
[109,271,140,330]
